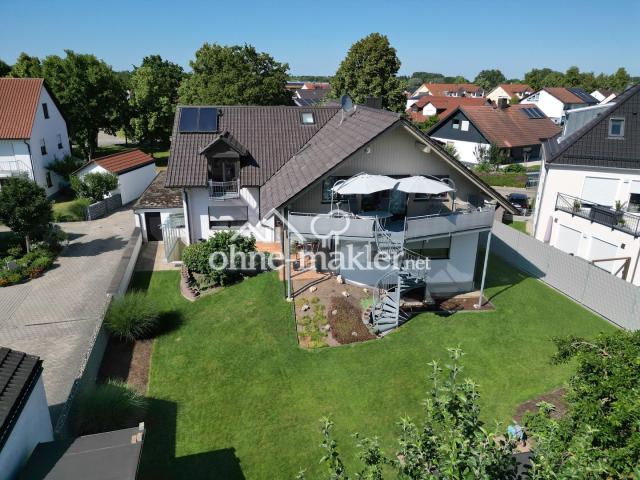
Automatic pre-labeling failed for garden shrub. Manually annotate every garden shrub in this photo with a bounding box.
[328,296,376,344]
[74,380,148,435]
[504,163,526,173]
[6,245,23,257]
[182,231,258,287]
[25,256,53,278]
[105,291,160,341]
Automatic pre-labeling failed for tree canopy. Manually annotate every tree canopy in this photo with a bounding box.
[128,55,183,146]
[9,52,43,78]
[70,172,119,203]
[525,330,640,478]
[0,176,52,251]
[524,66,633,92]
[331,33,406,112]
[42,50,127,159]
[0,59,10,77]
[473,69,506,91]
[178,43,292,106]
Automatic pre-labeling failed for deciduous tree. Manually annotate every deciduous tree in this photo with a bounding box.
[70,172,119,203]
[129,55,183,146]
[178,43,291,106]
[42,51,127,159]
[0,59,10,77]
[331,33,405,112]
[0,176,52,252]
[473,69,506,91]
[9,52,43,78]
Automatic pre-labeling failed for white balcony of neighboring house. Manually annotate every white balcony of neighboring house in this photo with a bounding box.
[0,159,31,177]
[208,179,240,199]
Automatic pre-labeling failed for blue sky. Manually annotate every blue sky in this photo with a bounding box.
[1,0,638,79]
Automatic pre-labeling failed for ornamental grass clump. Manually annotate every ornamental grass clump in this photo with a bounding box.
[105,291,160,341]
[74,380,148,435]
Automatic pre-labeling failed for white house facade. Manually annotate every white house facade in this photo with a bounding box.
[533,84,640,286]
[0,348,53,480]
[521,87,598,124]
[0,78,71,196]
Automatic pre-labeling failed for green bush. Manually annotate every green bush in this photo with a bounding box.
[503,163,526,173]
[53,197,90,222]
[6,245,23,257]
[475,172,527,188]
[74,380,148,435]
[70,172,118,203]
[182,231,257,287]
[105,291,161,341]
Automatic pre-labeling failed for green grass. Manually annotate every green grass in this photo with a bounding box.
[507,220,528,234]
[476,172,527,188]
[138,259,615,479]
[52,197,90,222]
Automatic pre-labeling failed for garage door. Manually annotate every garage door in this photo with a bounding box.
[589,237,618,273]
[555,225,581,255]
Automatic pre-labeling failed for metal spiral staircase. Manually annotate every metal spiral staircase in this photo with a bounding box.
[370,219,433,334]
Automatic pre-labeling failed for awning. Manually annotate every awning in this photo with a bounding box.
[396,176,454,195]
[209,205,248,221]
[332,173,397,195]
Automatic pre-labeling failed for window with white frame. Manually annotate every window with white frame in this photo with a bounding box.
[460,120,469,131]
[608,118,625,138]
[300,112,315,125]
[452,119,460,129]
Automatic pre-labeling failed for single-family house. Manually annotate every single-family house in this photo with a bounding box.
[0,78,71,196]
[428,103,561,165]
[486,84,534,104]
[0,347,53,480]
[73,149,157,205]
[149,103,517,332]
[532,83,640,286]
[590,88,618,104]
[520,87,598,124]
[406,83,484,110]
[407,96,487,124]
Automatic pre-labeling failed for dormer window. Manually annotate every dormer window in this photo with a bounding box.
[301,112,315,125]
[609,118,625,138]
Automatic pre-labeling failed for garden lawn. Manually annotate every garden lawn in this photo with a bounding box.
[137,258,615,479]
[507,220,528,234]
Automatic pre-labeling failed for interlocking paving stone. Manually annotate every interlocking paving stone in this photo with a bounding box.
[0,209,134,412]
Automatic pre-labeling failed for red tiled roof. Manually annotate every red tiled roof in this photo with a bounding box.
[0,78,44,139]
[91,149,155,174]
[408,96,486,123]
[421,83,483,96]
[497,84,532,96]
[458,104,562,148]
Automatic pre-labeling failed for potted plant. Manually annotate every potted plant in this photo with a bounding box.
[614,200,627,226]
[572,198,581,213]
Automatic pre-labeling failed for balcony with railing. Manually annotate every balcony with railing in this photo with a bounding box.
[287,206,495,240]
[0,160,30,177]
[208,179,240,200]
[555,192,640,237]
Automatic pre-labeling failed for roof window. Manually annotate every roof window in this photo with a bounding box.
[301,112,315,125]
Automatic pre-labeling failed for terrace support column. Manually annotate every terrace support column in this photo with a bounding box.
[475,231,492,309]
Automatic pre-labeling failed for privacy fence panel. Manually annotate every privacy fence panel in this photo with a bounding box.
[86,193,123,220]
[491,221,640,330]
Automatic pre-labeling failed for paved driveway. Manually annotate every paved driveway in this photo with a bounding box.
[0,209,134,417]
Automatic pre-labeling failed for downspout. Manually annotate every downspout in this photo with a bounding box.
[182,188,193,245]
[23,140,36,182]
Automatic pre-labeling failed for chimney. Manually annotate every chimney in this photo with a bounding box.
[497,97,509,110]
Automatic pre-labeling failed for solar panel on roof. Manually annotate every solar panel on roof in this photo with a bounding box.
[179,107,219,133]
[522,107,545,119]
[198,107,218,131]
[179,107,199,132]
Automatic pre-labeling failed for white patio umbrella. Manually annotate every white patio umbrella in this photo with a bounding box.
[331,173,398,195]
[395,176,454,195]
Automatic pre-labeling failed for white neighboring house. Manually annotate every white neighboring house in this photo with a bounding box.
[591,89,618,104]
[520,87,598,124]
[533,83,640,286]
[486,84,533,104]
[0,347,53,480]
[73,149,157,205]
[0,78,71,196]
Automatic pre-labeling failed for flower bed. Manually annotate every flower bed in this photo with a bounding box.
[0,226,65,287]
[328,296,376,344]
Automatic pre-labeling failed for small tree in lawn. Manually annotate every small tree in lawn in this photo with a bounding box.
[301,348,518,479]
[0,176,52,252]
[70,172,119,203]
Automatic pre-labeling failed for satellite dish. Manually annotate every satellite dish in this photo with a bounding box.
[340,95,355,114]
[339,95,356,125]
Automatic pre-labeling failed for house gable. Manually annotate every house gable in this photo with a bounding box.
[428,109,488,144]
